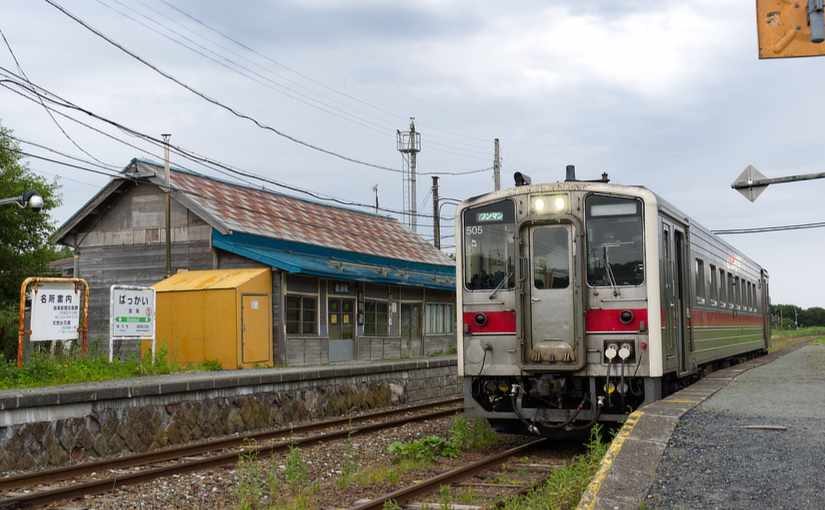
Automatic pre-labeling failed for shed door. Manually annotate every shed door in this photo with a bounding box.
[241,294,270,364]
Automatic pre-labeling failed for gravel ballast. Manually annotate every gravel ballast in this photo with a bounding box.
[647,345,825,510]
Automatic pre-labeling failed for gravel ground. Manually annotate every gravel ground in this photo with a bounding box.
[63,413,494,509]
[646,345,825,510]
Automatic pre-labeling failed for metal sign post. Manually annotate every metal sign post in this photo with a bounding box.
[732,164,825,202]
[109,285,156,363]
[17,277,89,368]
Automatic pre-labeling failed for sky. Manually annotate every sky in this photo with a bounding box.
[1,0,824,307]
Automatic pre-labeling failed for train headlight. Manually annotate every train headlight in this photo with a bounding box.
[531,194,568,214]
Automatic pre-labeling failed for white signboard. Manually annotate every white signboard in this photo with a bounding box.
[109,285,156,362]
[30,282,81,342]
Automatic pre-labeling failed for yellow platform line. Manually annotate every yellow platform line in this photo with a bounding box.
[576,410,643,510]
[660,399,700,404]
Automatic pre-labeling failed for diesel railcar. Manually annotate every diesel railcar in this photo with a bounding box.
[457,168,770,434]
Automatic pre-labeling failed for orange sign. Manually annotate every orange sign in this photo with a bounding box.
[757,0,825,59]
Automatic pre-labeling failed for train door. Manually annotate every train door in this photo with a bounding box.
[528,224,576,362]
[661,220,690,373]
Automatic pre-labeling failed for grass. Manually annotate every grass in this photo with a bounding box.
[233,444,318,510]
[0,348,222,390]
[769,327,825,353]
[813,337,825,346]
[498,426,609,510]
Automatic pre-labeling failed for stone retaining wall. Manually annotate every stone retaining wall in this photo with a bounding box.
[0,358,459,472]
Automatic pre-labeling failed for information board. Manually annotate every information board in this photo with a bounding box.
[30,282,81,341]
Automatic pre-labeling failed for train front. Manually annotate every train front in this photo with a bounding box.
[457,173,659,435]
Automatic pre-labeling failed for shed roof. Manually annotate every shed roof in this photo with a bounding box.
[153,268,269,292]
[55,159,454,269]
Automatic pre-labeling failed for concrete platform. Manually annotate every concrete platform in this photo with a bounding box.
[578,343,821,510]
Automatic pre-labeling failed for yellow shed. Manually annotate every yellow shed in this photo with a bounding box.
[147,268,273,369]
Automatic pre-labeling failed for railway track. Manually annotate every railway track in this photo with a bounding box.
[0,397,462,509]
[350,437,573,510]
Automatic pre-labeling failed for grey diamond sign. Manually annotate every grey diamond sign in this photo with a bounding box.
[732,164,769,202]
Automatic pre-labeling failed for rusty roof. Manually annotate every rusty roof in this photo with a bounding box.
[133,160,453,267]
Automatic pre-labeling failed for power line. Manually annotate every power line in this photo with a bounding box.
[0,69,452,220]
[44,0,490,176]
[10,135,121,173]
[0,26,115,168]
[712,221,825,235]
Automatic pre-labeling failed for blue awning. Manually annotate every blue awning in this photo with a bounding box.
[212,231,455,290]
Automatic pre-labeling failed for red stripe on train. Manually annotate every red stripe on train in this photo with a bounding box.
[463,311,516,334]
[586,308,648,333]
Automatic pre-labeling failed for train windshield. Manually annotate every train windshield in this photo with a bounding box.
[586,195,644,286]
[463,200,516,290]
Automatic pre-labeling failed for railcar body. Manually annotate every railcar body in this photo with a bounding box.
[457,172,770,434]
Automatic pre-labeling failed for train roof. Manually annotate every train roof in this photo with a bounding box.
[459,180,766,275]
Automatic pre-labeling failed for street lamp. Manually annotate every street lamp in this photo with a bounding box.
[0,191,44,211]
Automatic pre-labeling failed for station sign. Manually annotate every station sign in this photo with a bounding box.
[30,282,81,342]
[109,285,156,362]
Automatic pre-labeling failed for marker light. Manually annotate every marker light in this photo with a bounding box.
[531,194,568,214]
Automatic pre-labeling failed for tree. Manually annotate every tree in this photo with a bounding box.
[0,124,62,360]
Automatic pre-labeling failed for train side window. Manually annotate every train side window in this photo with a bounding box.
[733,276,740,309]
[752,283,758,311]
[709,264,718,304]
[695,259,705,304]
[719,269,726,305]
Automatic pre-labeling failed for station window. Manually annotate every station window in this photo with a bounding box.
[286,295,317,335]
[363,300,389,337]
[695,259,705,303]
[426,303,455,335]
[709,264,718,301]
[328,298,355,339]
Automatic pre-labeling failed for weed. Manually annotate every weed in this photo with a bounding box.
[448,416,498,452]
[233,446,263,510]
[284,446,309,490]
[388,435,457,463]
[382,501,402,510]
[0,347,223,390]
[498,425,609,510]
[813,337,825,346]
[438,484,452,509]
[336,434,360,489]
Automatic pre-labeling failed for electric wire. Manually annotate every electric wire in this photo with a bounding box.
[154,0,491,148]
[44,0,491,175]
[0,69,460,220]
[0,26,115,168]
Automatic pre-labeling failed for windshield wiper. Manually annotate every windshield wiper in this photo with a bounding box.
[603,246,620,297]
[488,271,512,300]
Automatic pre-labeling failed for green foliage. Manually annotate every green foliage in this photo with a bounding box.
[771,304,825,329]
[382,501,402,510]
[772,326,825,338]
[0,126,63,360]
[284,446,308,490]
[234,446,264,510]
[0,347,223,390]
[499,425,609,510]
[448,416,498,452]
[387,435,458,463]
[336,434,360,489]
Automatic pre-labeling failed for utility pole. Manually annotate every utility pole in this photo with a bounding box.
[397,117,421,231]
[493,138,501,191]
[162,133,172,277]
[431,176,440,249]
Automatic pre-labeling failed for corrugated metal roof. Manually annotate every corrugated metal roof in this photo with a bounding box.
[133,161,453,267]
[153,268,269,291]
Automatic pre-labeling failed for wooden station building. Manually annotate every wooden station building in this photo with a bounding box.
[53,159,457,366]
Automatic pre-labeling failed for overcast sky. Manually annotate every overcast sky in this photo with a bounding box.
[1,0,823,307]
